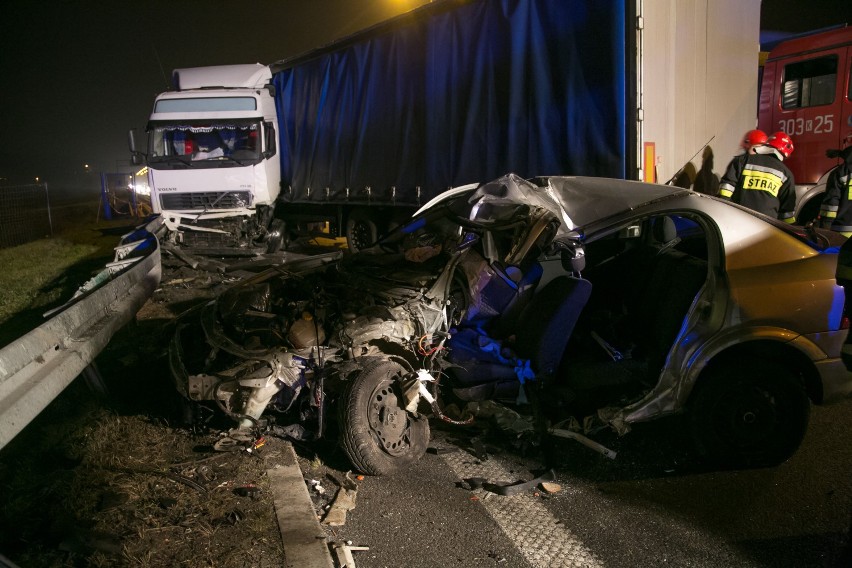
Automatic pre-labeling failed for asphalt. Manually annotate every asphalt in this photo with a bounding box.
[330,401,852,567]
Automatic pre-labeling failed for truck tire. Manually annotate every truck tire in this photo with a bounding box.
[266,218,287,253]
[339,360,430,475]
[345,209,378,253]
[688,358,809,468]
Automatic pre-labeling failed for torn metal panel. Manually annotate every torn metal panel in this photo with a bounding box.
[0,217,162,449]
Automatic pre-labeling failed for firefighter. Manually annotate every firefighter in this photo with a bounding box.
[718,131,796,223]
[818,146,852,237]
[712,129,768,195]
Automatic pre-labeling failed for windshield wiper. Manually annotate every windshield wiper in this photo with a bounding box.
[157,155,195,168]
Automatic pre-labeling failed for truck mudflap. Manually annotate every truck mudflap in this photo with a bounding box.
[0,216,163,449]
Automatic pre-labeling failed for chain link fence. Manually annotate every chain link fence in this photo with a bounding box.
[0,184,52,249]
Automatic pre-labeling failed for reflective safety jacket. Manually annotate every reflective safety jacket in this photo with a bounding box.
[819,160,852,237]
[718,150,796,223]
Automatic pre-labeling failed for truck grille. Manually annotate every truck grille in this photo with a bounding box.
[160,191,253,210]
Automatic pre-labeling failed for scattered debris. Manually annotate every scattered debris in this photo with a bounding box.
[323,472,359,526]
[427,446,458,455]
[331,541,369,567]
[270,423,315,442]
[471,437,489,461]
[485,469,557,497]
[214,509,246,526]
[234,484,261,500]
[459,477,488,491]
[459,470,557,497]
[323,486,358,526]
[549,427,617,460]
[309,479,327,496]
[163,244,228,273]
[466,400,535,434]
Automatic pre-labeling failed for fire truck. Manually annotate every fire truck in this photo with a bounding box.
[758,25,852,224]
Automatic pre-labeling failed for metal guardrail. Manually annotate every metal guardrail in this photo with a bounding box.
[0,216,164,449]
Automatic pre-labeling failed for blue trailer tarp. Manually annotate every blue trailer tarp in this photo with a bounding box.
[273,0,626,205]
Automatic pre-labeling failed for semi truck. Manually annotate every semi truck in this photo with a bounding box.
[130,0,761,252]
[757,25,852,225]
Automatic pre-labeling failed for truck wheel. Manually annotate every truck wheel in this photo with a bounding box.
[266,219,287,253]
[688,359,809,468]
[339,360,430,475]
[346,209,378,253]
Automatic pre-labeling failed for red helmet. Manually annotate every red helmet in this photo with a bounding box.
[767,131,794,159]
[741,129,768,150]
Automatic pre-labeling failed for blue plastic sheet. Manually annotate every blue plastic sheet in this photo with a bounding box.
[273,0,626,205]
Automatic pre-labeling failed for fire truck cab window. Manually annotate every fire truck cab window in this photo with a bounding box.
[781,55,837,109]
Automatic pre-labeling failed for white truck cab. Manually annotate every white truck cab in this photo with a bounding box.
[131,63,282,252]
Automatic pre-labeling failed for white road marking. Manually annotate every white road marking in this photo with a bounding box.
[440,446,604,568]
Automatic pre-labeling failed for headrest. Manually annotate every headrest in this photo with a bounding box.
[653,216,677,243]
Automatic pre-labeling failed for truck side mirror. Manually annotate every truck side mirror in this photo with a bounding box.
[128,128,143,165]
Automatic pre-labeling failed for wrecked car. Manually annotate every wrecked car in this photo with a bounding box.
[170,173,852,474]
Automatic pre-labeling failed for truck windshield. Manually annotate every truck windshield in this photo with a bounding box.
[148,120,262,168]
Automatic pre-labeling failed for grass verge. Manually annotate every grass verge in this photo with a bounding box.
[0,239,100,324]
[0,218,137,345]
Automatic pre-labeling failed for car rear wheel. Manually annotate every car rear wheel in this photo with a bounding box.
[688,359,809,468]
[339,360,430,475]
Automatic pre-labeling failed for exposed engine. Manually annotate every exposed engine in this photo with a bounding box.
[170,245,462,435]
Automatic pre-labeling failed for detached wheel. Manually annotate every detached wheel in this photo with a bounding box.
[345,209,378,253]
[340,361,430,475]
[689,359,809,468]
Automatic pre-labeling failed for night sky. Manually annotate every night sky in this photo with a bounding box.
[0,0,431,183]
[0,0,848,185]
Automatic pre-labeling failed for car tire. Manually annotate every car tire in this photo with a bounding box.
[339,360,430,475]
[688,359,809,468]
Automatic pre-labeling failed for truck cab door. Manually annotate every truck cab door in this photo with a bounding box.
[763,43,849,185]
